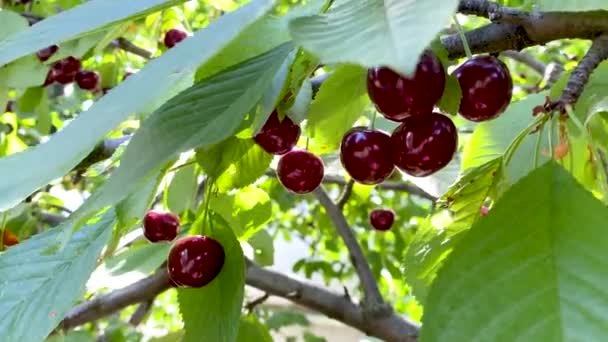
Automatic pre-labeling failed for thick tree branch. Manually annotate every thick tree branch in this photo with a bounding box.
[59,262,419,342]
[550,35,608,111]
[313,186,388,313]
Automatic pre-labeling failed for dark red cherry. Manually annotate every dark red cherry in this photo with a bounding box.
[167,235,225,288]
[367,50,446,121]
[43,69,55,87]
[143,210,180,242]
[340,127,394,185]
[453,55,513,122]
[51,56,82,84]
[277,149,324,194]
[369,209,395,231]
[254,110,301,155]
[36,45,59,62]
[75,70,100,91]
[390,112,457,177]
[164,29,188,49]
[5,101,14,113]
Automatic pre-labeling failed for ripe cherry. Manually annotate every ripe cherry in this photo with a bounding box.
[340,127,394,185]
[167,235,225,288]
[453,55,513,122]
[36,45,59,62]
[164,29,188,49]
[390,112,457,177]
[369,209,395,231]
[367,50,446,121]
[75,70,100,91]
[143,210,180,242]
[277,149,324,194]
[254,110,301,155]
[51,56,82,84]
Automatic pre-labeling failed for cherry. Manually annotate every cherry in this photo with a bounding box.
[164,29,188,49]
[369,209,395,231]
[390,112,457,177]
[254,110,301,155]
[36,45,59,62]
[340,127,394,185]
[453,55,513,122]
[75,70,100,91]
[143,210,180,242]
[5,101,14,113]
[51,56,82,84]
[43,69,55,87]
[367,50,446,122]
[167,235,225,288]
[480,206,490,216]
[277,149,324,194]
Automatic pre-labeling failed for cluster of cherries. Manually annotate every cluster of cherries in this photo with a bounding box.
[143,209,225,288]
[38,45,101,91]
[254,50,512,231]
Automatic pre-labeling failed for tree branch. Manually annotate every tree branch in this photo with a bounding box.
[501,50,546,75]
[73,135,130,171]
[58,262,420,342]
[550,35,608,112]
[313,186,388,314]
[111,38,152,60]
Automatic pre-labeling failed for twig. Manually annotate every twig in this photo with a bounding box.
[549,35,608,113]
[313,186,388,315]
[58,261,420,341]
[112,38,153,60]
[128,299,154,326]
[336,179,354,209]
[245,292,270,313]
[501,50,546,75]
[74,136,130,171]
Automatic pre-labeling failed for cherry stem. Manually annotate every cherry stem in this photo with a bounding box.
[453,15,473,59]
[548,114,556,159]
[370,111,377,130]
[533,121,544,168]
[0,211,7,249]
[305,137,310,150]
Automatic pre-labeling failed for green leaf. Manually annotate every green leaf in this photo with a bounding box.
[436,75,461,116]
[303,331,327,342]
[167,163,198,214]
[536,0,607,10]
[17,86,44,113]
[421,161,608,341]
[0,0,185,67]
[115,166,164,229]
[248,229,274,266]
[306,65,370,154]
[462,93,552,185]
[104,243,171,277]
[0,0,277,212]
[288,0,460,76]
[0,10,29,41]
[265,310,310,330]
[405,158,503,303]
[0,211,114,342]
[210,186,272,239]
[0,55,47,88]
[236,316,273,342]
[197,137,273,192]
[148,331,185,342]
[68,42,293,236]
[178,215,245,342]
[46,330,95,342]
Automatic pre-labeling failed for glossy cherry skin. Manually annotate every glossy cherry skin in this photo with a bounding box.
[164,29,188,49]
[453,55,513,122]
[51,56,82,84]
[390,112,458,177]
[75,70,100,91]
[167,236,225,288]
[369,209,395,231]
[277,149,324,194]
[340,127,394,185]
[367,50,446,121]
[36,45,59,62]
[143,210,180,242]
[254,110,301,155]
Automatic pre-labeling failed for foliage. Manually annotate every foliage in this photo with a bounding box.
[0,0,607,341]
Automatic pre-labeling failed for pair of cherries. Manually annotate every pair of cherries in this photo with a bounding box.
[143,210,225,288]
